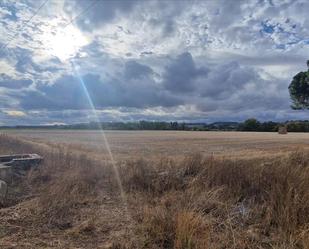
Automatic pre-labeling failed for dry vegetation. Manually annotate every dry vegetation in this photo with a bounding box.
[0,134,308,248]
[4,130,309,160]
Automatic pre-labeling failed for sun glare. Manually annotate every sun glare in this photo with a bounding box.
[41,25,88,61]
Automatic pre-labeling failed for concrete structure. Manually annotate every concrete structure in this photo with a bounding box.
[0,154,43,205]
[0,154,42,180]
[0,153,42,181]
[0,180,7,204]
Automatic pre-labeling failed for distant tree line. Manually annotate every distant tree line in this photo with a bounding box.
[1,119,309,132]
[237,119,309,132]
[0,121,187,131]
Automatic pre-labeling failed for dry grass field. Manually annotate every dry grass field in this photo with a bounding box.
[3,130,309,160]
[0,131,308,248]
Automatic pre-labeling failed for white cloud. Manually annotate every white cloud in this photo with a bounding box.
[3,110,26,117]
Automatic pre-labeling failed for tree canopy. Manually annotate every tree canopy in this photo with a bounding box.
[288,60,309,109]
[238,118,260,131]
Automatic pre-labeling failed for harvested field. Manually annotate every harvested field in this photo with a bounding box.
[0,132,308,249]
[2,130,309,160]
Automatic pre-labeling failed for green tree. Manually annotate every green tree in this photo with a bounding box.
[259,121,278,132]
[170,122,179,130]
[288,60,309,109]
[240,118,261,131]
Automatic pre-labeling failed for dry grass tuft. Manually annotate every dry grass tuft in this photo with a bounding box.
[174,211,210,249]
[121,151,309,248]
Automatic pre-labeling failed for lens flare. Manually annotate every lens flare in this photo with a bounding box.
[70,60,130,217]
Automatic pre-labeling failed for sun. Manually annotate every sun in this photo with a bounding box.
[41,25,88,61]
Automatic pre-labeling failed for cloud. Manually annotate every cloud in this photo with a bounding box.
[64,0,138,31]
[124,60,153,80]
[193,61,290,113]
[200,62,259,99]
[0,0,308,125]
[17,70,182,111]
[0,74,32,89]
[3,110,26,117]
[162,52,209,93]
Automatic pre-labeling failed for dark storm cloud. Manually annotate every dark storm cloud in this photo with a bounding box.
[128,52,289,116]
[0,74,32,89]
[124,60,153,79]
[162,52,209,93]
[17,71,182,111]
[11,47,62,74]
[19,75,88,110]
[192,59,289,112]
[15,52,290,120]
[200,62,257,99]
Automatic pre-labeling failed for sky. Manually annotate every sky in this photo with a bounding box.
[0,0,308,125]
